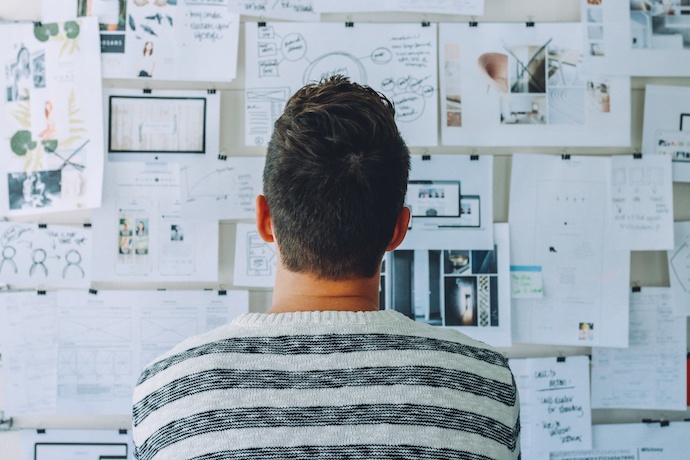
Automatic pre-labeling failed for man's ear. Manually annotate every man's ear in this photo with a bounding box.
[255,195,274,243]
[386,205,410,251]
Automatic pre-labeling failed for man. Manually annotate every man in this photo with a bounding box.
[132,75,520,460]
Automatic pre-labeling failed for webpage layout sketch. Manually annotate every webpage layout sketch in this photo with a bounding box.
[399,154,493,250]
[234,222,276,288]
[509,154,630,347]
[439,22,630,147]
[0,222,92,288]
[245,22,438,147]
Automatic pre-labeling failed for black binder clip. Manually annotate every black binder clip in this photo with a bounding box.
[561,154,570,160]
[258,21,266,27]
[632,286,641,292]
[143,88,152,94]
[83,222,92,228]
[470,155,479,161]
[218,290,227,296]
[556,356,566,363]
[422,154,431,161]
[207,89,216,94]
[345,21,354,27]
[218,153,227,161]
[37,428,46,434]
[119,428,128,434]
[421,21,430,27]
[37,290,47,296]
[89,288,98,295]
[34,21,43,28]
[38,223,48,229]
[633,152,642,159]
[469,17,478,27]
[526,17,535,27]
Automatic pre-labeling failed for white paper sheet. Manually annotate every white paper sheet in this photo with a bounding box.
[610,154,674,250]
[591,421,690,459]
[439,22,630,147]
[245,22,438,147]
[509,356,592,458]
[20,428,133,460]
[0,222,91,288]
[180,156,265,220]
[55,289,248,415]
[0,291,58,416]
[509,154,630,347]
[399,154,493,250]
[228,0,318,20]
[584,0,690,77]
[550,450,636,460]
[45,0,239,81]
[591,287,687,411]
[667,221,690,317]
[92,162,219,283]
[642,85,690,182]
[314,0,484,15]
[233,222,276,288]
[385,223,511,347]
[0,18,104,216]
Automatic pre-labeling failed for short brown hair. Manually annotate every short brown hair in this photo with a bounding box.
[263,75,410,280]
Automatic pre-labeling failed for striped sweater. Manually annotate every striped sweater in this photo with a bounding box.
[132,310,521,460]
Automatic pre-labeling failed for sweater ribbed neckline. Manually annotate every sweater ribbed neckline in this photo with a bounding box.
[232,309,409,326]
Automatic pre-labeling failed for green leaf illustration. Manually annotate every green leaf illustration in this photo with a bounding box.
[42,139,58,152]
[10,130,37,156]
[34,23,59,42]
[64,21,80,39]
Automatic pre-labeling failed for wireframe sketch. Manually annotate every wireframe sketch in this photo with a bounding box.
[245,22,438,146]
[0,222,92,287]
[247,230,275,276]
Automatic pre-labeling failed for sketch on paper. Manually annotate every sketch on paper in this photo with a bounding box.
[179,156,265,220]
[0,18,104,216]
[385,224,511,347]
[440,22,630,146]
[234,223,276,287]
[668,221,690,316]
[245,22,438,146]
[0,222,91,287]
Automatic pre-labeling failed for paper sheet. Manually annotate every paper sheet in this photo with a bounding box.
[610,154,673,250]
[642,85,690,182]
[509,356,592,458]
[591,287,687,411]
[0,291,58,416]
[592,421,690,459]
[50,289,248,415]
[180,156,265,221]
[385,223,511,347]
[92,162,219,283]
[233,222,276,288]
[20,428,133,460]
[0,18,104,216]
[584,0,690,77]
[45,0,240,81]
[314,0,484,15]
[509,154,630,347]
[550,450,636,460]
[245,22,438,147]
[667,221,690,317]
[228,0,318,20]
[0,222,91,288]
[399,154,494,250]
[439,22,630,147]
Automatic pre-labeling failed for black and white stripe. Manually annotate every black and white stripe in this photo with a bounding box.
[184,445,499,460]
[133,365,516,427]
[137,334,509,385]
[136,405,518,460]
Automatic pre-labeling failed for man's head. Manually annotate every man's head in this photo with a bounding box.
[260,75,410,280]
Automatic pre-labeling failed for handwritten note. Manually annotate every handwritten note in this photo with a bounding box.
[610,155,673,250]
[228,0,318,20]
[509,356,592,457]
[510,265,544,298]
[176,3,239,80]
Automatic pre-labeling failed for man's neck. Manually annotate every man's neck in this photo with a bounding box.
[267,265,381,314]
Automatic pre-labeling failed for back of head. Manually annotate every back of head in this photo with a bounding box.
[264,75,410,280]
